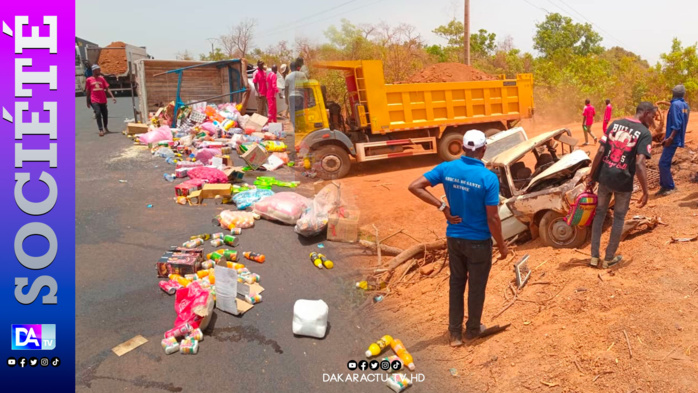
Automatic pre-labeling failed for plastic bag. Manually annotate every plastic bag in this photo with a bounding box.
[200,122,216,134]
[217,210,258,229]
[233,189,274,210]
[295,183,342,237]
[178,134,194,147]
[254,192,312,225]
[139,126,173,144]
[292,299,328,338]
[187,166,228,184]
[194,148,221,165]
[174,282,213,330]
[155,147,175,158]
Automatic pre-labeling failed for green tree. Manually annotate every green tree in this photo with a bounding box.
[199,47,226,61]
[432,20,497,61]
[656,38,698,103]
[533,13,603,58]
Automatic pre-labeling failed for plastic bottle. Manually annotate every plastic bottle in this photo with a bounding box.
[168,274,191,288]
[190,233,211,241]
[390,339,415,371]
[366,335,393,357]
[310,252,324,269]
[243,252,265,263]
[164,173,175,182]
[165,157,177,165]
[356,280,387,290]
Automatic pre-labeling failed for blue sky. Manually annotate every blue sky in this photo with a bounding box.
[77,0,697,64]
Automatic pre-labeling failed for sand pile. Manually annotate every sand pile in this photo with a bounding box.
[98,41,128,75]
[404,62,496,83]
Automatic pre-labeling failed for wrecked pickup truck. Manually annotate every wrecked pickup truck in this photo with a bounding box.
[482,127,592,248]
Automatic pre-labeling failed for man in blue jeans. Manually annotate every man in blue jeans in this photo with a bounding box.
[587,102,655,268]
[409,130,508,347]
[657,85,690,196]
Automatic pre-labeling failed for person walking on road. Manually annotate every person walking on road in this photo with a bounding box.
[85,64,116,137]
[603,99,613,135]
[587,102,655,269]
[657,85,690,197]
[266,65,279,123]
[285,61,307,132]
[408,130,508,347]
[582,99,598,145]
[253,60,268,117]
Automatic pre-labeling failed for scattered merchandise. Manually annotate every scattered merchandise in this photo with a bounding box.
[366,335,393,357]
[254,192,312,225]
[386,374,412,392]
[233,189,275,210]
[112,335,149,357]
[243,252,265,263]
[292,299,329,339]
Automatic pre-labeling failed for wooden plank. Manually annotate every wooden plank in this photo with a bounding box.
[112,335,148,357]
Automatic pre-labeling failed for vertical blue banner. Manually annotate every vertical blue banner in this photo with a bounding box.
[0,2,75,390]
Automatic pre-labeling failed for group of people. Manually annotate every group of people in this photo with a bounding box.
[409,85,689,347]
[252,57,308,131]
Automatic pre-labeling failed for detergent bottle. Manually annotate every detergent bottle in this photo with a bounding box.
[390,339,415,371]
[365,335,393,357]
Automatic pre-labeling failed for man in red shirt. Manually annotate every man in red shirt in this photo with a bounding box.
[582,99,598,146]
[602,99,613,135]
[252,60,268,117]
[266,65,279,122]
[85,65,116,136]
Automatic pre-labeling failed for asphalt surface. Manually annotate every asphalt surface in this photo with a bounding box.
[74,98,439,392]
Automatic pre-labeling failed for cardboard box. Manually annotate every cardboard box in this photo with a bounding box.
[327,207,360,243]
[126,123,149,135]
[223,167,246,183]
[247,113,268,132]
[219,155,232,166]
[156,255,201,278]
[175,179,206,197]
[196,184,232,204]
[240,143,269,170]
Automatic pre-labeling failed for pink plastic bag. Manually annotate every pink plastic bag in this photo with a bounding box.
[194,148,222,165]
[200,122,216,134]
[138,126,173,144]
[253,192,312,225]
[174,282,211,330]
[187,167,228,183]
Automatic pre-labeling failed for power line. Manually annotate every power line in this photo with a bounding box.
[521,0,550,14]
[258,0,364,39]
[259,0,391,41]
[554,0,628,47]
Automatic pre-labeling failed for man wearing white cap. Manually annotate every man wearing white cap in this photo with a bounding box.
[409,130,508,347]
[85,64,116,136]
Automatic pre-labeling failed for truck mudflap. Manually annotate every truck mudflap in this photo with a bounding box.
[297,129,356,156]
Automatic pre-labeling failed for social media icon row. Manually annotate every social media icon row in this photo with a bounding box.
[347,359,401,371]
[7,357,59,368]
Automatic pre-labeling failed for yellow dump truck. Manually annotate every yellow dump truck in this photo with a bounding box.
[295,60,534,178]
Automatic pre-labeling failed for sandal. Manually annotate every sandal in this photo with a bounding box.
[99,130,105,137]
[602,255,622,269]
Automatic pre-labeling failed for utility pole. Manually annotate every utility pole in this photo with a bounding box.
[464,0,470,65]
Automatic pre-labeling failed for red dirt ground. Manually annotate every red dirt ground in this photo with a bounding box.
[404,62,497,83]
[338,115,698,392]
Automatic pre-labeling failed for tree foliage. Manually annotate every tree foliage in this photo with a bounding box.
[534,13,603,58]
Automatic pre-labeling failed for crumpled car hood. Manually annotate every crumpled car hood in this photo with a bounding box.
[524,150,591,192]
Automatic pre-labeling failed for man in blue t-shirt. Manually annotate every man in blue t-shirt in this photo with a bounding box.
[657,85,690,196]
[409,130,508,347]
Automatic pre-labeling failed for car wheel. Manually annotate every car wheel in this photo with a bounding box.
[311,144,351,180]
[437,132,464,161]
[538,210,588,248]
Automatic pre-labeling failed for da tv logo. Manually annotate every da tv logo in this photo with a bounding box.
[11,325,56,350]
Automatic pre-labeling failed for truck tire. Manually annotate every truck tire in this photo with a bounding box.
[438,132,464,161]
[538,210,588,248]
[312,144,351,180]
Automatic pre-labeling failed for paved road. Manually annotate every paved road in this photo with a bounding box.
[74,98,438,392]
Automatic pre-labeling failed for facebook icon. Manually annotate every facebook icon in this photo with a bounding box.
[11,325,56,350]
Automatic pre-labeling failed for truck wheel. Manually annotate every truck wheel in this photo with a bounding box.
[438,132,464,161]
[311,144,351,179]
[538,210,588,248]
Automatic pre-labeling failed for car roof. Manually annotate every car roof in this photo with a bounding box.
[488,128,572,167]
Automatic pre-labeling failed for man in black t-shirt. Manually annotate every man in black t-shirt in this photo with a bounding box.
[586,102,656,268]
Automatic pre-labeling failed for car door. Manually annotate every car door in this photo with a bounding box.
[493,195,528,245]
